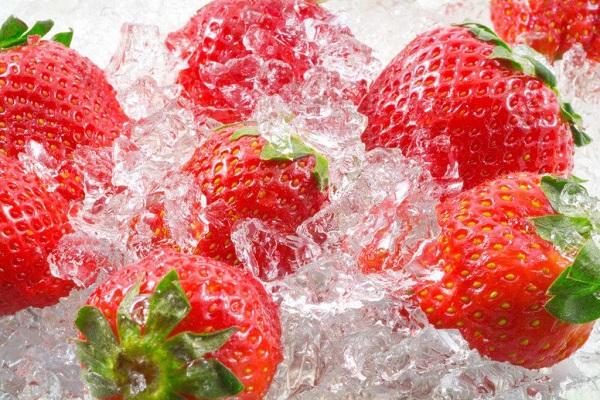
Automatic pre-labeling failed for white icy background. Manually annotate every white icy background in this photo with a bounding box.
[1,0,599,399]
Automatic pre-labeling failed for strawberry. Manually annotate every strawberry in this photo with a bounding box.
[491,0,600,62]
[76,251,282,400]
[0,154,73,316]
[130,122,329,279]
[166,0,368,123]
[358,23,591,191]
[0,16,128,159]
[415,173,600,368]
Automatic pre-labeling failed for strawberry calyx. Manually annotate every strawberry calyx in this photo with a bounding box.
[456,21,592,147]
[532,176,600,323]
[229,122,330,191]
[75,270,243,400]
[0,15,73,49]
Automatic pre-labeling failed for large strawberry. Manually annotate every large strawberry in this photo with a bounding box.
[76,251,282,400]
[359,22,590,190]
[0,16,128,159]
[491,0,600,62]
[0,154,73,316]
[130,122,329,279]
[416,173,600,368]
[166,0,368,123]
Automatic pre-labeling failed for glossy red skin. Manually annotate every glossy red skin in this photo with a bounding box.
[0,154,73,316]
[358,26,574,191]
[167,0,365,123]
[86,252,283,400]
[54,162,85,202]
[0,39,128,159]
[491,0,600,62]
[416,173,593,369]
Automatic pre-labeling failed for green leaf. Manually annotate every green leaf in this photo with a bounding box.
[230,125,260,140]
[545,292,600,324]
[260,134,330,191]
[532,215,592,253]
[75,306,121,398]
[568,240,600,284]
[116,282,142,346]
[571,124,593,147]
[548,267,599,297]
[76,306,120,361]
[560,102,592,147]
[539,175,587,212]
[144,270,191,340]
[165,328,237,363]
[546,240,600,324]
[524,55,557,88]
[489,46,535,75]
[0,16,28,42]
[51,29,73,47]
[0,18,56,49]
[173,360,244,399]
[455,21,510,50]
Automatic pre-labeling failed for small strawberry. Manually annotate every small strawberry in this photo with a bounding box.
[130,122,329,279]
[0,154,73,316]
[491,0,600,62]
[415,173,600,368]
[359,23,591,191]
[76,251,282,400]
[166,0,368,123]
[0,16,128,159]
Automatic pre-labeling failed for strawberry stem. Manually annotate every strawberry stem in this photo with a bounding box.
[75,270,243,399]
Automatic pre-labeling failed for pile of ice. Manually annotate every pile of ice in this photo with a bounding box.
[1,0,600,399]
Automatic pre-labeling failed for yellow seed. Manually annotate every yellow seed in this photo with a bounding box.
[470,254,480,260]
[531,199,542,208]
[542,342,551,350]
[520,339,530,346]
[489,291,499,299]
[530,319,541,328]
[419,290,429,297]
[435,294,444,301]
[493,243,503,250]
[460,270,470,277]
[500,302,511,310]
[481,200,492,207]
[501,194,512,201]
[486,262,497,270]
[505,273,516,281]
[517,253,526,260]
[460,296,470,303]
[473,238,483,245]
[498,318,508,326]
[446,307,456,314]
[473,311,483,319]
[425,307,434,314]
[444,281,455,289]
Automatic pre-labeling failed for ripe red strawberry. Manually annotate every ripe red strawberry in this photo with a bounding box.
[0,16,128,159]
[54,162,85,202]
[130,122,329,279]
[0,154,73,316]
[491,0,600,62]
[166,0,368,123]
[415,173,600,368]
[77,251,282,400]
[359,23,591,191]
